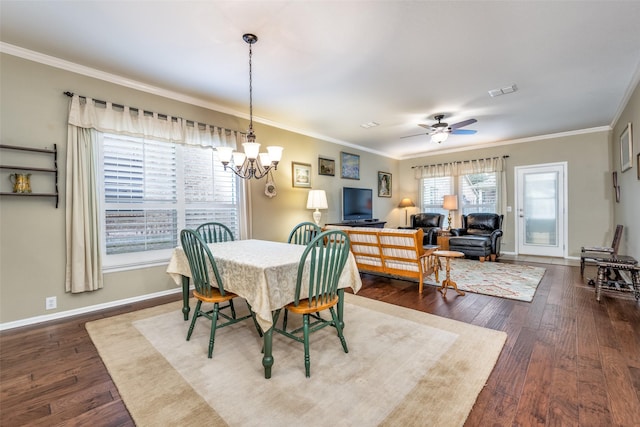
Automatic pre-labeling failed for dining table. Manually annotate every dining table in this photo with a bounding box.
[166,239,362,378]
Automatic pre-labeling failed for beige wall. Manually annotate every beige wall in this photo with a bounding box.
[611,81,640,258]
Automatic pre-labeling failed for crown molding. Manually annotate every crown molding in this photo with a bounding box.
[0,42,618,161]
[1,42,391,157]
[400,126,611,160]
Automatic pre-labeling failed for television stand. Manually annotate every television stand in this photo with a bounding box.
[326,220,387,229]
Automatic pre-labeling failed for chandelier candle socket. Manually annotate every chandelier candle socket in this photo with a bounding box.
[307,190,328,226]
[443,195,458,230]
[216,34,283,180]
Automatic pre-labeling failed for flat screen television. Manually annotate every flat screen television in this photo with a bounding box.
[342,187,373,222]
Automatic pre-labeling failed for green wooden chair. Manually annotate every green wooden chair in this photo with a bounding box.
[180,229,260,358]
[196,222,235,244]
[287,221,321,245]
[274,230,351,377]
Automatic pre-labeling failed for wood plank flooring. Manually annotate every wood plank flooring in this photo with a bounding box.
[1,261,639,426]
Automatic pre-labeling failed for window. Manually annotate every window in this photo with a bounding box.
[459,172,497,214]
[420,176,453,217]
[100,134,240,269]
[419,172,498,223]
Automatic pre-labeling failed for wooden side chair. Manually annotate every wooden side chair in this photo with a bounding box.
[180,229,259,358]
[580,224,623,277]
[196,222,234,244]
[274,230,351,377]
[287,221,321,245]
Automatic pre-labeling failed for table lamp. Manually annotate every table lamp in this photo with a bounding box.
[398,197,415,226]
[442,195,458,231]
[307,190,328,226]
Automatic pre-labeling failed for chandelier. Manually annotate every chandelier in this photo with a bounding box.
[217,34,283,179]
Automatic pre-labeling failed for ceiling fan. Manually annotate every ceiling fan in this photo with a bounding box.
[402,114,477,143]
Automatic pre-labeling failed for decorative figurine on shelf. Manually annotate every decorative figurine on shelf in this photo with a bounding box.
[9,173,31,193]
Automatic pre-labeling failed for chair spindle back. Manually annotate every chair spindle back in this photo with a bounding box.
[196,222,234,244]
[180,229,226,298]
[294,230,350,308]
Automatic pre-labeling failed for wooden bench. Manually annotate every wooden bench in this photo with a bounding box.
[324,226,437,294]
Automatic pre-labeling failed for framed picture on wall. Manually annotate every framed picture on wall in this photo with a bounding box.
[340,152,360,180]
[318,157,335,176]
[291,162,312,188]
[378,171,392,197]
[620,122,633,172]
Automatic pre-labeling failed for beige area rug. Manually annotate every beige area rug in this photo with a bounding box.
[424,259,546,302]
[86,294,506,427]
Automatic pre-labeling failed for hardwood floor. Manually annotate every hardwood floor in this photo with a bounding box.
[2,261,639,426]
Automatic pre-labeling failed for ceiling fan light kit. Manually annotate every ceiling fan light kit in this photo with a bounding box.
[403,114,477,143]
[431,132,448,144]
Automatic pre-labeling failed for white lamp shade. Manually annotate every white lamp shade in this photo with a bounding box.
[232,151,246,166]
[398,197,415,208]
[242,142,261,160]
[266,146,283,163]
[306,190,328,210]
[431,132,448,144]
[258,152,271,166]
[443,195,458,210]
[216,146,233,163]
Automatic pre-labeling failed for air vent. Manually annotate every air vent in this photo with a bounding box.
[360,121,379,129]
[488,84,518,97]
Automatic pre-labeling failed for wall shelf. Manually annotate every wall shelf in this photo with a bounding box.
[0,144,59,208]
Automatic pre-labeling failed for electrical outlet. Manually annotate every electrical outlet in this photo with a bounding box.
[45,296,57,310]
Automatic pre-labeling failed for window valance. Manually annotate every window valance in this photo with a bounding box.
[413,156,507,179]
[67,94,242,149]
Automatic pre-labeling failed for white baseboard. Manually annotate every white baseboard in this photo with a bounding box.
[0,287,184,331]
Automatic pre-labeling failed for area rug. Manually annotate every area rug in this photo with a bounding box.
[425,259,546,302]
[86,293,506,427]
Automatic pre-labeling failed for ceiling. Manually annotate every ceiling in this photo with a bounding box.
[2,1,640,159]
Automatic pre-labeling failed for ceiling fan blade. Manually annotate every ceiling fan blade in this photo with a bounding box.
[451,129,477,135]
[449,118,477,130]
[418,123,433,130]
[400,132,428,139]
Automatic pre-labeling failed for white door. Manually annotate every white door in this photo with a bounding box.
[515,163,567,257]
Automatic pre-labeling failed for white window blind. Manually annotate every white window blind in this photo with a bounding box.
[420,176,452,217]
[101,134,240,266]
[459,172,497,214]
[183,145,240,238]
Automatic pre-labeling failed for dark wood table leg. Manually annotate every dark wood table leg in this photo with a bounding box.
[181,275,190,320]
[262,325,274,379]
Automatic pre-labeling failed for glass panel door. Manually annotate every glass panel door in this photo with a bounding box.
[516,163,566,257]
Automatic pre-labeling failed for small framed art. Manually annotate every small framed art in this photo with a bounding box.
[341,152,360,180]
[378,171,392,197]
[318,157,335,176]
[620,122,633,172]
[292,162,312,188]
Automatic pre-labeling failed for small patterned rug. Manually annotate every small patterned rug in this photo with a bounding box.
[425,259,546,302]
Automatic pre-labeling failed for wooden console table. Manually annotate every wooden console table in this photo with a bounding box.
[326,221,387,229]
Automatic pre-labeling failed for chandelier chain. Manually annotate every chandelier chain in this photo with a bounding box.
[248,40,253,133]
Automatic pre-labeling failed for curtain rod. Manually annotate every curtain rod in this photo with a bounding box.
[411,155,509,169]
[63,91,244,133]
[65,91,141,114]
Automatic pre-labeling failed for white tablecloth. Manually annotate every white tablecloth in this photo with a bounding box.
[166,239,362,331]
